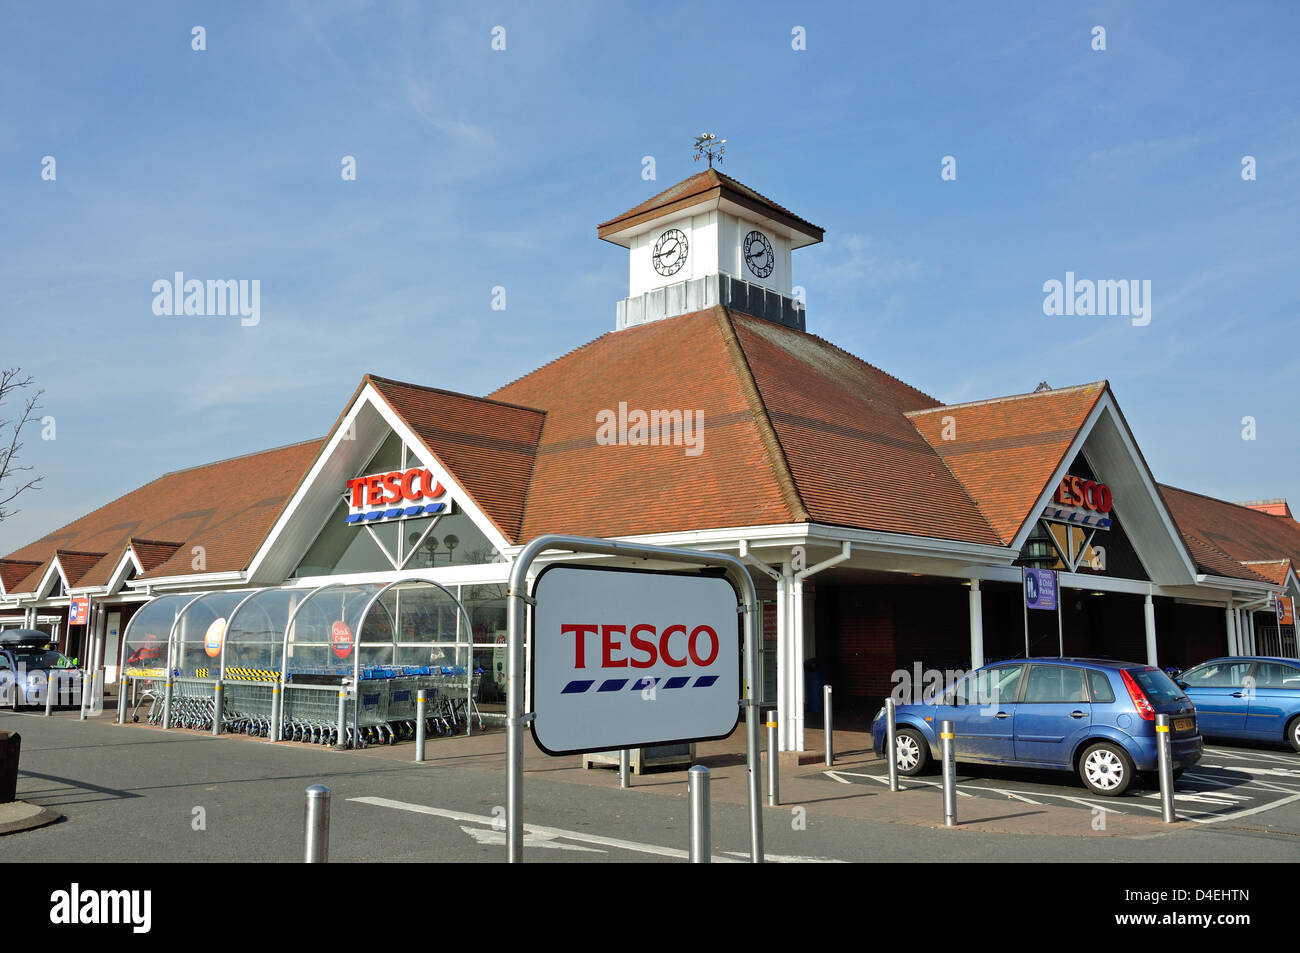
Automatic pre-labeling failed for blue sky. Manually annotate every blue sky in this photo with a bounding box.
[1,0,1297,553]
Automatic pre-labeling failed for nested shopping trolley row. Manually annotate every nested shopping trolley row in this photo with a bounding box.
[118,578,496,748]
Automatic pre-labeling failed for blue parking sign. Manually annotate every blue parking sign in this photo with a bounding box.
[1024,568,1058,611]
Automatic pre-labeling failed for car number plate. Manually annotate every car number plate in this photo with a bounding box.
[1173,716,1193,733]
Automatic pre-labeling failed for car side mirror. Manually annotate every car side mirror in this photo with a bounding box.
[1177,680,1189,691]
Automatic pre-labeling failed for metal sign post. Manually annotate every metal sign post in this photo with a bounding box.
[507,534,763,863]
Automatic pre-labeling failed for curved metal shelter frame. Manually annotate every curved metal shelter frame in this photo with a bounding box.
[352,577,478,734]
[168,588,266,679]
[120,591,212,678]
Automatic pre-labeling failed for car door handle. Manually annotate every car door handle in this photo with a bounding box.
[1231,692,1244,698]
[995,711,1010,719]
[1069,710,1086,719]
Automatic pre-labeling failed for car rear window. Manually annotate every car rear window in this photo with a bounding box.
[1087,670,1115,703]
[1125,667,1185,704]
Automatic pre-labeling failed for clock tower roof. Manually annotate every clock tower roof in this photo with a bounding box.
[597,169,824,249]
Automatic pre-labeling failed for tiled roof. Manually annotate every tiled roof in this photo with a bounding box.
[54,550,108,588]
[490,308,796,540]
[366,376,546,544]
[1241,560,1292,586]
[0,558,42,594]
[733,316,1001,544]
[597,169,823,240]
[131,539,185,572]
[1161,484,1300,581]
[2,440,323,589]
[488,307,1001,545]
[907,384,1106,545]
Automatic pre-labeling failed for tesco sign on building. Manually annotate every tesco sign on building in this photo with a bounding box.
[343,467,448,525]
[530,565,741,755]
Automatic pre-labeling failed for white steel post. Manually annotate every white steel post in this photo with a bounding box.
[793,576,806,752]
[968,579,984,669]
[1144,593,1158,667]
[1225,605,1238,656]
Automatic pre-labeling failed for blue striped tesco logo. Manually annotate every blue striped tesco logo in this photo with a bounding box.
[531,566,740,754]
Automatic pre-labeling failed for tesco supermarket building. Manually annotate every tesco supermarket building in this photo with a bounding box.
[2,170,1298,752]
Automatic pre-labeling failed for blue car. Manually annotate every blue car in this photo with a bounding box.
[1174,657,1300,752]
[872,658,1203,796]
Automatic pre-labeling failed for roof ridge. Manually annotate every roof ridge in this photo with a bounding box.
[906,381,1106,417]
[486,331,620,396]
[366,374,547,417]
[1241,558,1290,565]
[153,437,325,482]
[715,307,809,523]
[129,537,184,547]
[1160,482,1300,519]
[54,548,108,557]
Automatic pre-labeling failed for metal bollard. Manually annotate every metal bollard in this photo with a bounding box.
[79,669,94,720]
[415,690,427,762]
[1156,713,1176,823]
[766,713,779,807]
[886,698,899,792]
[304,785,330,863]
[117,676,128,724]
[45,670,56,717]
[336,688,347,748]
[688,765,710,863]
[161,677,173,730]
[619,749,630,789]
[270,685,281,742]
[941,719,956,827]
[824,684,834,766]
[212,680,224,736]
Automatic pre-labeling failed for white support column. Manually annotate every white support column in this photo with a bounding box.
[1143,594,1158,667]
[776,567,791,751]
[1225,606,1238,656]
[968,579,984,670]
[793,577,806,752]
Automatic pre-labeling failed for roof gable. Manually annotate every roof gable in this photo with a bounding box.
[907,384,1106,545]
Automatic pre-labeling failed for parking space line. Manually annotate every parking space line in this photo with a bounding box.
[1203,747,1298,765]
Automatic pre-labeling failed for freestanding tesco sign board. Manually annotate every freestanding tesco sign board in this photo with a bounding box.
[530,565,741,755]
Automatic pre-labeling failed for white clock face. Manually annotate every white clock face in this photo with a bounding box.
[744,230,775,279]
[652,228,689,277]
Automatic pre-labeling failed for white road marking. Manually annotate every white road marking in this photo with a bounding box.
[1197,763,1300,779]
[1204,747,1298,765]
[824,770,974,797]
[458,825,605,852]
[989,787,1042,805]
[1181,792,1300,826]
[722,850,845,864]
[351,796,743,861]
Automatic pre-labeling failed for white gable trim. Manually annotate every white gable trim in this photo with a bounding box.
[1007,390,1199,585]
[245,382,512,585]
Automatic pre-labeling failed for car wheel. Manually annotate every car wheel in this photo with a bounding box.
[1287,716,1300,754]
[1079,742,1134,796]
[894,727,931,776]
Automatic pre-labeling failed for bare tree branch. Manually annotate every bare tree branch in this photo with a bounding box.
[0,368,45,523]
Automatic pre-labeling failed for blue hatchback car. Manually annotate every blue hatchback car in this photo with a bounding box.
[1174,657,1300,752]
[872,658,1203,796]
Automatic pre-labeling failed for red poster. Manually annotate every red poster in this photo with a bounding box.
[331,620,353,659]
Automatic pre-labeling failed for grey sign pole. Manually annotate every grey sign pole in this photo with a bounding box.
[885,698,899,792]
[1156,714,1176,823]
[211,680,224,735]
[506,534,764,864]
[941,719,956,827]
[619,749,630,789]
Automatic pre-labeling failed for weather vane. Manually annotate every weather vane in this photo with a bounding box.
[693,133,726,168]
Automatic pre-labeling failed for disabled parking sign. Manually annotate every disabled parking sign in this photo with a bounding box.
[530,564,741,755]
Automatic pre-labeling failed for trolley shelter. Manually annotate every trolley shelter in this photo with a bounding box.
[118,580,481,747]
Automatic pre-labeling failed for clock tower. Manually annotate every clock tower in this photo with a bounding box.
[597,168,824,331]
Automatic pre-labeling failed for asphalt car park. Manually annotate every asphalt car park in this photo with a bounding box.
[826,741,1300,833]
